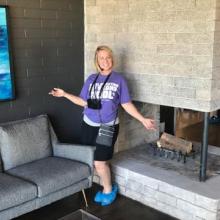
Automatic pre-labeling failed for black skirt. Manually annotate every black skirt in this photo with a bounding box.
[81,121,119,161]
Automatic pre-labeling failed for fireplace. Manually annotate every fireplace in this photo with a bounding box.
[84,0,220,184]
[85,1,220,218]
[92,104,220,220]
[108,142,220,220]
[160,107,220,181]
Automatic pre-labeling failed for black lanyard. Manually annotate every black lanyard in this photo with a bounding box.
[89,73,111,99]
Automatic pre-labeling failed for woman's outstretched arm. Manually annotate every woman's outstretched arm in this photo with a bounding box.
[121,102,156,130]
[49,88,87,107]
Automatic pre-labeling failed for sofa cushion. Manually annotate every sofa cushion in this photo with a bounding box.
[0,173,37,211]
[0,115,52,170]
[7,157,91,197]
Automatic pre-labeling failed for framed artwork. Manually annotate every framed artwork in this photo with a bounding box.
[0,6,15,101]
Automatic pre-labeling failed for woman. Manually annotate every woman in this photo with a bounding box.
[49,45,155,206]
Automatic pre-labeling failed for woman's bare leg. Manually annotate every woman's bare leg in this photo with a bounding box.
[94,160,112,193]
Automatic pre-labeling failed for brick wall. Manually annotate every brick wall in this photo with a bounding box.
[0,0,84,143]
[84,0,220,112]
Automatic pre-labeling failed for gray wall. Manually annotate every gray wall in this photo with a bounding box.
[0,0,84,143]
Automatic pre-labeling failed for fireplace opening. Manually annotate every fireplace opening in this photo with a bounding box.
[160,106,220,148]
[159,106,220,181]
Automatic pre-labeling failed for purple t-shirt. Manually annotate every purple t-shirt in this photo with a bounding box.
[80,71,131,124]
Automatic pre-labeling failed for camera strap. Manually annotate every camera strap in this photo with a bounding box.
[89,73,111,99]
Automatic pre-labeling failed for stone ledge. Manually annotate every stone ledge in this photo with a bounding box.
[108,146,220,220]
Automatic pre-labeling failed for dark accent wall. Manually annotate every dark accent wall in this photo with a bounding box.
[0,0,84,143]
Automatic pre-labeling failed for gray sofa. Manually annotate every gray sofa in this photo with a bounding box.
[0,114,95,220]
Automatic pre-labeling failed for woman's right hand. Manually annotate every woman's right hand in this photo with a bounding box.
[49,88,65,97]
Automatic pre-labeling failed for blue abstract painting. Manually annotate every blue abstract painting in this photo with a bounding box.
[0,6,14,101]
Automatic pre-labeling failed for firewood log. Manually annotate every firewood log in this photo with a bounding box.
[157,132,192,154]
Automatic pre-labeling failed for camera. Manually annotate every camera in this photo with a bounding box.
[87,98,102,109]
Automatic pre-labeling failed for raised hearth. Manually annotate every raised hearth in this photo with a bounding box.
[94,144,220,220]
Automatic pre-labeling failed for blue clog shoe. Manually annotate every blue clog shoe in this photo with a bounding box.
[94,184,118,205]
[94,191,103,203]
[101,184,118,206]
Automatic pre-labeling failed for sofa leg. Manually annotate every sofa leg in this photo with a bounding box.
[82,189,88,208]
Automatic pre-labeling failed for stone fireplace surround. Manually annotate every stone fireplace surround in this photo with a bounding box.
[85,0,220,219]
[94,144,220,220]
[85,0,220,113]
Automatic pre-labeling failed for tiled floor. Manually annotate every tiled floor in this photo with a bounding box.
[14,183,177,220]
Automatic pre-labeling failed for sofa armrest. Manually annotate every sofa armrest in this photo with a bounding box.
[53,143,95,170]
[53,143,96,187]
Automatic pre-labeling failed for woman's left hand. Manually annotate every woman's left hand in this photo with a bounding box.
[141,118,156,130]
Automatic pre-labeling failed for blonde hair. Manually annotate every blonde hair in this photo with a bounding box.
[94,45,114,72]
